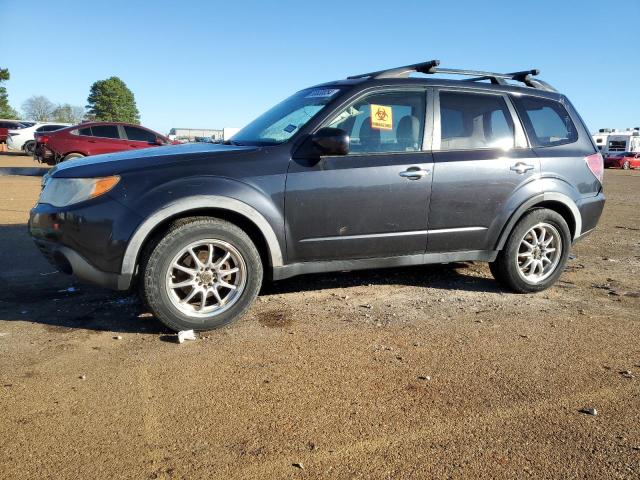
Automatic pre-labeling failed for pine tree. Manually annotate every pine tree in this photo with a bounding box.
[86,77,140,124]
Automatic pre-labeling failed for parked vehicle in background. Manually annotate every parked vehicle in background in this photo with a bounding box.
[604,151,640,169]
[29,59,605,332]
[7,123,70,154]
[33,122,174,165]
[0,120,27,143]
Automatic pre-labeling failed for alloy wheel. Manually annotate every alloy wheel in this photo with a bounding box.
[164,239,247,318]
[515,222,562,284]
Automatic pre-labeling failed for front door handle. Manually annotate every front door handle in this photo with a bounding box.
[399,167,430,180]
[510,162,535,174]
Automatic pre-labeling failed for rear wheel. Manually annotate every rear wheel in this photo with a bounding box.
[23,141,35,155]
[63,153,84,161]
[140,217,263,332]
[489,208,571,293]
[623,160,630,170]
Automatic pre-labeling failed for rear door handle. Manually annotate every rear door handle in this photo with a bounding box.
[399,167,430,180]
[510,162,534,174]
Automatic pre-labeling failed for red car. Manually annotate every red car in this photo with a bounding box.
[0,120,26,143]
[33,121,173,165]
[604,152,640,170]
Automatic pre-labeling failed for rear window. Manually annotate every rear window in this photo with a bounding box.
[512,96,577,147]
[90,125,120,139]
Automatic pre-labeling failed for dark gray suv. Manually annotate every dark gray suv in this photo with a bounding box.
[29,60,605,331]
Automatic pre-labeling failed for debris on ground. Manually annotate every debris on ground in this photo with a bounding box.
[579,407,598,416]
[113,335,123,340]
[292,462,304,470]
[177,330,197,344]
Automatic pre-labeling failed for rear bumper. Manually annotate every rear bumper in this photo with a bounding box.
[33,238,132,290]
[575,191,605,241]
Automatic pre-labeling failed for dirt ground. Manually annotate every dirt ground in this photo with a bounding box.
[0,152,638,479]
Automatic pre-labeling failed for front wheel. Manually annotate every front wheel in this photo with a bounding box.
[489,208,571,293]
[140,217,263,332]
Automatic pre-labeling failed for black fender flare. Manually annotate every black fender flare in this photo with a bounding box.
[119,195,284,281]
[495,192,582,250]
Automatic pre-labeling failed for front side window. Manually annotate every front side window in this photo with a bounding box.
[438,91,515,150]
[512,96,577,147]
[90,125,120,139]
[124,126,156,142]
[326,90,426,154]
[231,87,344,146]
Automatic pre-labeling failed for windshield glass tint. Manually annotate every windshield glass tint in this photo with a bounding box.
[232,87,343,145]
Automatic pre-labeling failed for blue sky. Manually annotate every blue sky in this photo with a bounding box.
[1,0,638,135]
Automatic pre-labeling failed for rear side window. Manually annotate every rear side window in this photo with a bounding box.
[438,91,515,150]
[124,126,156,142]
[77,127,92,136]
[512,96,577,147]
[90,125,120,139]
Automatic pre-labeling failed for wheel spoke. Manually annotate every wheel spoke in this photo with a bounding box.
[219,267,239,277]
[521,258,533,271]
[219,280,237,290]
[197,290,207,311]
[211,286,223,304]
[530,229,539,245]
[522,240,534,250]
[518,251,532,258]
[538,227,546,244]
[189,248,204,268]
[174,264,196,275]
[544,247,556,254]
[215,251,231,268]
[170,278,195,289]
[206,244,214,266]
[181,287,199,304]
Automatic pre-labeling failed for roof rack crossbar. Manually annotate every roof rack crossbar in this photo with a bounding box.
[347,61,556,92]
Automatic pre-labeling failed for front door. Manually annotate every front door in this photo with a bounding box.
[427,89,540,253]
[285,89,433,263]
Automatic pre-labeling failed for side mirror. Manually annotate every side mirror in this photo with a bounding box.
[312,127,349,156]
[294,127,349,160]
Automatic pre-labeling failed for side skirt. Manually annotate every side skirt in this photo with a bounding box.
[272,250,498,281]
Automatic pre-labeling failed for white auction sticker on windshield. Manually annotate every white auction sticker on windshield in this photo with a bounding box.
[305,88,339,98]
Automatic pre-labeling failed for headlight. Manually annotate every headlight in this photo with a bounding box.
[39,176,120,207]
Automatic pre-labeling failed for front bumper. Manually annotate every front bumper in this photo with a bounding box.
[33,239,131,290]
[29,196,143,291]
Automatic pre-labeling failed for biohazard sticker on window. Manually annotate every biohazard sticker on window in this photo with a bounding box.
[370,104,393,130]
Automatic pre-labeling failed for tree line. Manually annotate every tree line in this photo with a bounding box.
[0,68,140,124]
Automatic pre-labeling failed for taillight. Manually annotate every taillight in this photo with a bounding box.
[585,153,603,184]
[40,135,50,144]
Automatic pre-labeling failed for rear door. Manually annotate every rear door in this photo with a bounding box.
[86,124,126,155]
[427,89,540,253]
[285,88,434,262]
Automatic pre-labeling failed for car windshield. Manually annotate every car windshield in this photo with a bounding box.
[230,87,344,146]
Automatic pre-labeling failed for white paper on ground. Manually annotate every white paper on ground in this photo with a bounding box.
[177,330,197,344]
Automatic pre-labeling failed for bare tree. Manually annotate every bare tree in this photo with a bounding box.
[22,95,55,121]
[52,103,85,124]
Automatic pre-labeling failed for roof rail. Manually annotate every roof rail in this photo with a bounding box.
[347,60,557,92]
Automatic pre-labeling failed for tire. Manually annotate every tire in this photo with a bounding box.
[23,141,35,155]
[140,217,263,332]
[622,161,630,170]
[63,153,84,161]
[489,208,571,293]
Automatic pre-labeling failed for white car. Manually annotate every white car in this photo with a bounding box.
[7,122,70,154]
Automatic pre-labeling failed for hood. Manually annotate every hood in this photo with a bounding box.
[50,142,259,178]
